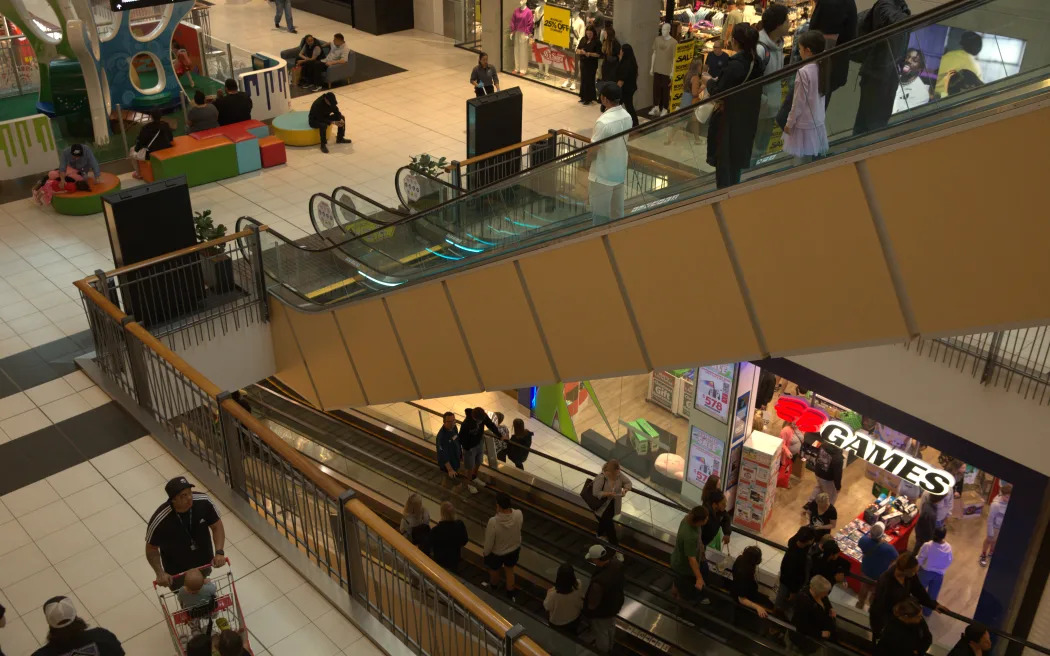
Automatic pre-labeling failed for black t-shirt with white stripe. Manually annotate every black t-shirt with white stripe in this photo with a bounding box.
[145,493,220,575]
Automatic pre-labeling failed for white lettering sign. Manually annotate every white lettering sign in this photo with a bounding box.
[819,420,956,496]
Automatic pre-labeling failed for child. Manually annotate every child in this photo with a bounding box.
[782,30,829,162]
[217,629,252,656]
[174,45,195,88]
[178,568,217,609]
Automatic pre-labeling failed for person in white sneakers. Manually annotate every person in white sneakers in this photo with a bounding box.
[483,492,524,602]
[979,483,1011,567]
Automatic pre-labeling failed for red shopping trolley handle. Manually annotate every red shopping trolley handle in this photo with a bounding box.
[152,556,232,588]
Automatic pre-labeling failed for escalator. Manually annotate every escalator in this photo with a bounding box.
[242,0,1050,409]
[243,379,882,656]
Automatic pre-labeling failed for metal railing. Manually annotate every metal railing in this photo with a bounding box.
[74,234,548,656]
[907,328,1050,405]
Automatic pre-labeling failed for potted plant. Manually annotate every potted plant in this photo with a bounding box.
[194,209,235,294]
[404,153,448,210]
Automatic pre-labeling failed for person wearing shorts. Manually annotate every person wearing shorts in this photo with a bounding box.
[980,483,1012,567]
[459,407,503,494]
[483,492,523,602]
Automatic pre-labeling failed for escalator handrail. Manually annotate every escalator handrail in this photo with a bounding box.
[250,0,995,257]
[393,164,466,209]
[330,185,412,218]
[399,401,1049,650]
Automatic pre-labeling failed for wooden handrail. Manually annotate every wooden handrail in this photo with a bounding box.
[555,129,590,142]
[84,228,259,283]
[342,496,548,656]
[454,132,559,169]
[73,279,129,323]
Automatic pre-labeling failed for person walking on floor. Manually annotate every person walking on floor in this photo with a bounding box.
[807,441,843,505]
[980,483,1011,567]
[912,493,938,555]
[399,493,432,555]
[460,407,503,494]
[545,563,585,634]
[782,30,830,163]
[431,502,469,571]
[31,597,124,656]
[703,22,765,188]
[146,477,227,591]
[591,458,632,546]
[775,525,817,616]
[917,526,953,616]
[273,0,296,33]
[875,598,932,656]
[789,575,837,655]
[482,492,523,601]
[470,52,500,96]
[587,85,632,224]
[869,553,951,643]
[670,506,710,603]
[615,43,639,127]
[856,521,897,609]
[308,92,350,154]
[947,622,992,656]
[584,544,625,654]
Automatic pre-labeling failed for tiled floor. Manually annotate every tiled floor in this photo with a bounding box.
[0,435,382,656]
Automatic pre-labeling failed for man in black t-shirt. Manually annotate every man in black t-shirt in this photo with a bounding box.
[31,596,124,656]
[145,477,227,589]
[213,79,253,125]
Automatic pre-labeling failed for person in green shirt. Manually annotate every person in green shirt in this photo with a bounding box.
[671,506,710,603]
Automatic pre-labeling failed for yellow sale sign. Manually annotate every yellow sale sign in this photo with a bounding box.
[542,5,572,48]
[669,40,695,112]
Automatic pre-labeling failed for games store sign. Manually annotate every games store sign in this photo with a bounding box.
[820,420,957,496]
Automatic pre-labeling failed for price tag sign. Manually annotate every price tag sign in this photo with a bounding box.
[695,364,734,423]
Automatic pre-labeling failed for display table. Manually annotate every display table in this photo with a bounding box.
[836,510,918,593]
[51,172,121,215]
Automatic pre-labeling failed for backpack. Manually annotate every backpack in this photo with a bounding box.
[849,7,876,63]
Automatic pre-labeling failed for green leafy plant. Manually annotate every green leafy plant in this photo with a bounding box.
[407,153,448,176]
[194,209,227,256]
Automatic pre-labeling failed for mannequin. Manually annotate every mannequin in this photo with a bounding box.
[532,0,549,78]
[509,0,534,75]
[649,22,675,117]
[563,10,586,90]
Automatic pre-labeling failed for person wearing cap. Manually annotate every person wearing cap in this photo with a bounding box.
[57,143,101,180]
[31,596,123,656]
[857,521,898,609]
[145,477,226,589]
[308,92,350,154]
[947,621,992,656]
[583,544,624,654]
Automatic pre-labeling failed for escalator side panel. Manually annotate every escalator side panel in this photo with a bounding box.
[328,299,419,404]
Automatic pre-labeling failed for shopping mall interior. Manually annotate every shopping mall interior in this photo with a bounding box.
[0,0,1048,655]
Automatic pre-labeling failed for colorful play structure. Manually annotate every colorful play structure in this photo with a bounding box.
[0,2,291,186]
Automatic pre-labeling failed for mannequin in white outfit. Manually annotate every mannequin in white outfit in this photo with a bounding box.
[509,0,534,75]
[533,1,549,78]
[562,10,586,90]
[650,23,675,117]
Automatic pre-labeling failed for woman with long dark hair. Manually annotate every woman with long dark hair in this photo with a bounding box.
[732,546,775,619]
[600,25,621,85]
[703,22,765,188]
[37,596,124,655]
[576,25,602,105]
[544,562,584,633]
[615,43,639,126]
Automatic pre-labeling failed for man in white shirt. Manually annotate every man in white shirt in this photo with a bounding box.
[587,85,632,224]
[303,33,349,88]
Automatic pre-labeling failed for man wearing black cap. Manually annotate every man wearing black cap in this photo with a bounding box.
[308,92,350,153]
[57,143,101,180]
[145,477,226,589]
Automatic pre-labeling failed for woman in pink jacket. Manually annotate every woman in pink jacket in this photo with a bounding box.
[783,30,830,162]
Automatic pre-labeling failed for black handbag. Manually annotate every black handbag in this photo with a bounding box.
[776,85,794,130]
[581,477,603,512]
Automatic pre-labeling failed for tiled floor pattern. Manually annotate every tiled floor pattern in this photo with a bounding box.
[0,435,382,656]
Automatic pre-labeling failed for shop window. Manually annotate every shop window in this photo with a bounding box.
[129,51,165,95]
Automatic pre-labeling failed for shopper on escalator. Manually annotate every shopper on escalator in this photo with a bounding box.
[810,537,850,587]
[790,575,837,654]
[869,552,950,643]
[545,563,585,634]
[431,502,469,571]
[731,545,776,627]
[584,544,625,654]
[774,525,817,615]
[400,493,432,556]
[701,489,732,550]
[592,459,632,546]
[853,0,912,135]
[947,622,992,656]
[505,418,533,470]
[483,492,523,602]
[875,598,932,656]
[670,505,710,603]
[460,407,503,494]
[807,0,858,108]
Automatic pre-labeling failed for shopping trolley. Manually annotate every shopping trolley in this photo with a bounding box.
[154,561,253,656]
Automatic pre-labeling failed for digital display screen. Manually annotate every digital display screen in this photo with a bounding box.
[110,0,179,13]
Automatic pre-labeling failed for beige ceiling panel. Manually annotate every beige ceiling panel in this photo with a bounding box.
[518,238,646,380]
[608,206,761,368]
[445,262,556,390]
[385,282,480,398]
[285,309,366,409]
[723,164,908,354]
[268,300,320,407]
[866,106,1050,334]
[333,299,418,404]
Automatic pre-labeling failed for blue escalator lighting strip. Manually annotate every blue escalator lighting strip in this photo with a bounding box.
[466,233,495,246]
[492,227,516,235]
[447,239,484,253]
[358,271,403,287]
[505,216,540,229]
[426,247,463,261]
[524,211,554,223]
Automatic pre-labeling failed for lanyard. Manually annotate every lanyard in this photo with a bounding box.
[178,507,198,551]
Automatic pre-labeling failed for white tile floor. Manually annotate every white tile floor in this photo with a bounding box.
[0,435,382,656]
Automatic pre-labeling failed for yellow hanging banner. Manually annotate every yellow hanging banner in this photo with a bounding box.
[542,5,572,49]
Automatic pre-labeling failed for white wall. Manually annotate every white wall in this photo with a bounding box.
[169,310,277,394]
[1026,578,1050,656]
[413,0,444,35]
[788,345,1050,477]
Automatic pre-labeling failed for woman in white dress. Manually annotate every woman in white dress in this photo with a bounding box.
[783,30,830,162]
